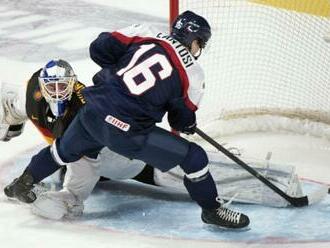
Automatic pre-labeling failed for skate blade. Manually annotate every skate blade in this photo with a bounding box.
[204,223,251,232]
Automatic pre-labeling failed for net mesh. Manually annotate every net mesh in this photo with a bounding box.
[176,0,330,138]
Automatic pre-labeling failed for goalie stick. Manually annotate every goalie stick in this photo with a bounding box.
[195,127,313,207]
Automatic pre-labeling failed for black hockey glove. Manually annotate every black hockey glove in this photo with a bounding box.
[167,98,197,135]
[182,122,197,135]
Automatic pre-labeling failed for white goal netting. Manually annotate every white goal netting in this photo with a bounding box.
[173,0,330,139]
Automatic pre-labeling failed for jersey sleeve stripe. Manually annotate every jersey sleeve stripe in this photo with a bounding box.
[155,40,198,111]
[111,31,134,45]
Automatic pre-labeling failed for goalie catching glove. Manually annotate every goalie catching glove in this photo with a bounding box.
[1,123,25,141]
[0,81,27,140]
[1,82,27,125]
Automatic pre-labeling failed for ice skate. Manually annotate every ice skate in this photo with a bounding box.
[4,170,36,203]
[201,197,250,229]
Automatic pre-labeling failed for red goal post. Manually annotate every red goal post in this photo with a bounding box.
[169,0,179,27]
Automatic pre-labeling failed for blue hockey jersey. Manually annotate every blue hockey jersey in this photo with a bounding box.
[83,24,205,134]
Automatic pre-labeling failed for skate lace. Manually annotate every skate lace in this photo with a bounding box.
[215,196,241,224]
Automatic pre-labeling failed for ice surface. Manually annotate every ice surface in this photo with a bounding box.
[0,1,329,248]
[1,146,330,248]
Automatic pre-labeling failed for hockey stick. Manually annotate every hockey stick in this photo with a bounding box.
[194,127,309,207]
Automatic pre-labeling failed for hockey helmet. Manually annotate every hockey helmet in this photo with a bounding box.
[38,59,76,117]
[171,11,211,52]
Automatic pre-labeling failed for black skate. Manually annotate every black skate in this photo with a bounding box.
[201,197,250,229]
[4,169,36,203]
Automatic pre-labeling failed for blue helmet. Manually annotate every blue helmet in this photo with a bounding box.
[171,11,211,51]
[38,59,77,117]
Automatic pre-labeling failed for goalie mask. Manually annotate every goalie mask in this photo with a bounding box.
[38,59,77,117]
[171,11,211,58]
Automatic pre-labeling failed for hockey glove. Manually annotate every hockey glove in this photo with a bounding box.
[182,122,197,135]
[167,98,196,135]
[1,123,24,141]
[2,91,26,125]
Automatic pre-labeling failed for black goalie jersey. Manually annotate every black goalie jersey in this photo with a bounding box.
[25,69,86,144]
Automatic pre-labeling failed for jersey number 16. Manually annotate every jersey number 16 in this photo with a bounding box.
[117,44,173,95]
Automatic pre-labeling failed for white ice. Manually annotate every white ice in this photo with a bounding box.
[0,1,329,248]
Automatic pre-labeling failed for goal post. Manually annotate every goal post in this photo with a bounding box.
[169,0,179,27]
[169,0,330,139]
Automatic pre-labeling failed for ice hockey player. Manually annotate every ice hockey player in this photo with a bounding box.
[1,59,299,220]
[1,59,151,219]
[3,11,250,228]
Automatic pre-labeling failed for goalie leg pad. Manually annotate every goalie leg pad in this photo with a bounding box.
[63,156,101,201]
[31,190,84,220]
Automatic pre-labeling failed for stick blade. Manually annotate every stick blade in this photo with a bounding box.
[290,196,309,207]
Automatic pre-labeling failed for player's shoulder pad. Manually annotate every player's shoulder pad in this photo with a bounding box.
[154,33,205,107]
[154,33,199,69]
[115,23,156,38]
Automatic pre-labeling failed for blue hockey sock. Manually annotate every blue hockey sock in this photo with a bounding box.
[26,146,62,183]
[184,172,219,209]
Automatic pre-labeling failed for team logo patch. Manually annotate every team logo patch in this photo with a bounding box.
[174,18,184,29]
[105,115,130,132]
[33,90,42,101]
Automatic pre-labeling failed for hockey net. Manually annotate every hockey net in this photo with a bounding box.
[154,150,305,207]
[170,0,330,139]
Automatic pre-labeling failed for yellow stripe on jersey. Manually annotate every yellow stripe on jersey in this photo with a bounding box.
[44,135,54,145]
[250,0,330,17]
[30,121,55,145]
